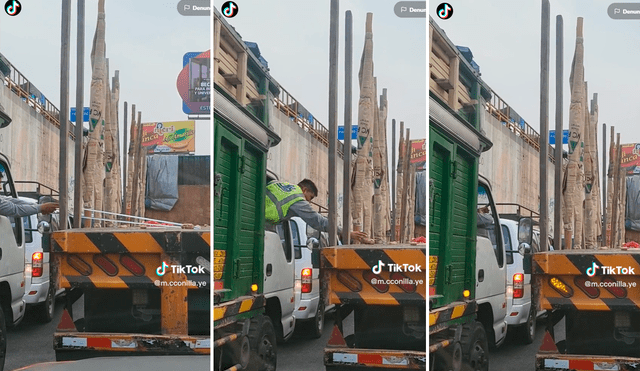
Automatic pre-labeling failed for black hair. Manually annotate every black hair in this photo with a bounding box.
[298,179,318,197]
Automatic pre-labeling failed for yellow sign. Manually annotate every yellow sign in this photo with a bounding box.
[429,256,438,286]
[142,121,195,153]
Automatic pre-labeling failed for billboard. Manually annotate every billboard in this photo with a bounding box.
[410,139,426,164]
[177,50,210,115]
[621,143,640,175]
[142,121,195,153]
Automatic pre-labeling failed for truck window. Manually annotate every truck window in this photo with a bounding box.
[0,162,23,246]
[477,185,503,267]
[290,220,302,260]
[502,225,513,265]
[23,216,32,244]
[276,224,293,262]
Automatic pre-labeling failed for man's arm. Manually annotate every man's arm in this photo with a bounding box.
[0,197,40,218]
[287,200,330,232]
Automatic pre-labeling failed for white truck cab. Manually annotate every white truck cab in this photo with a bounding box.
[475,177,508,349]
[262,171,296,343]
[0,155,27,332]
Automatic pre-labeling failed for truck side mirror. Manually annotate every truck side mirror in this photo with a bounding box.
[518,242,531,256]
[38,221,51,234]
[307,237,319,250]
[518,217,533,245]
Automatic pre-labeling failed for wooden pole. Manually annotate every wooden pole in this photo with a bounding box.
[400,129,411,243]
[342,10,352,244]
[554,15,563,250]
[611,134,621,249]
[122,101,128,214]
[391,118,396,241]
[73,0,85,228]
[539,0,550,251]
[601,123,607,245]
[328,0,339,246]
[59,0,71,229]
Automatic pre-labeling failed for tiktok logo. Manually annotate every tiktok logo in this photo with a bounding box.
[372,260,386,274]
[4,0,21,16]
[156,261,169,276]
[436,3,453,20]
[586,262,599,277]
[221,1,238,18]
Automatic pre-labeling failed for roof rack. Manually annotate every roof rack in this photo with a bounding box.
[495,202,539,225]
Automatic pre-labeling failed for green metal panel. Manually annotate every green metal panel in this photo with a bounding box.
[429,124,479,309]
[214,117,266,302]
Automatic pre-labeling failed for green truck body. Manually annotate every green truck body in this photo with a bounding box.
[428,54,495,370]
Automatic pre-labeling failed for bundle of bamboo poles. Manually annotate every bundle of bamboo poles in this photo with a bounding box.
[351,13,392,243]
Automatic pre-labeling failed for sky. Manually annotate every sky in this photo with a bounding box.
[223,0,427,167]
[430,0,640,159]
[0,1,211,155]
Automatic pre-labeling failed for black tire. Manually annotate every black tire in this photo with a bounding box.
[460,321,489,371]
[518,303,536,345]
[0,306,6,371]
[38,284,55,323]
[309,300,325,339]
[246,315,277,371]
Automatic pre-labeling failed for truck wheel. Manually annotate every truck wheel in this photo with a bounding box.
[247,315,277,371]
[461,321,488,371]
[310,300,325,339]
[0,306,6,371]
[518,304,536,344]
[38,285,55,323]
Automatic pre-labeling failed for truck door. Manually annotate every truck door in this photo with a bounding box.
[475,183,507,342]
[0,161,25,277]
[214,121,266,299]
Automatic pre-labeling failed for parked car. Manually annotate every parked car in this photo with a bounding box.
[501,217,544,344]
[290,217,336,338]
[19,197,66,322]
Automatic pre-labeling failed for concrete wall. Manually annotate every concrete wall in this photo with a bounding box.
[479,111,558,235]
[0,83,76,204]
[267,104,345,226]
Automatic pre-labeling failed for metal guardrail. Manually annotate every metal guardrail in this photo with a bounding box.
[485,89,556,163]
[0,53,75,137]
[274,85,345,157]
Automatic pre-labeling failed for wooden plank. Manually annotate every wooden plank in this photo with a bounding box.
[448,56,459,109]
[431,38,451,64]
[435,78,454,91]
[235,51,247,105]
[430,52,449,79]
[429,79,448,103]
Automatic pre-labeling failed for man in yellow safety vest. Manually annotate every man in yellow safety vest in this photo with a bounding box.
[265,179,369,243]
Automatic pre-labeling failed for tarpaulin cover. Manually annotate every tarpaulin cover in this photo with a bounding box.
[145,155,179,211]
[415,170,426,226]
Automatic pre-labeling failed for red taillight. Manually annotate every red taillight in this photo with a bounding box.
[362,270,388,293]
[93,255,119,276]
[602,277,627,298]
[67,255,92,276]
[301,268,312,293]
[513,273,524,299]
[32,252,43,278]
[574,276,600,298]
[390,272,417,293]
[119,255,145,276]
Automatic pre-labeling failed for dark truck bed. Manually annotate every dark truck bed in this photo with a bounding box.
[533,249,640,370]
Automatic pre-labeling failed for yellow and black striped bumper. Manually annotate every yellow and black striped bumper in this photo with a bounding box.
[52,229,210,290]
[322,245,427,306]
[533,250,640,311]
[214,295,266,325]
[429,301,476,335]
